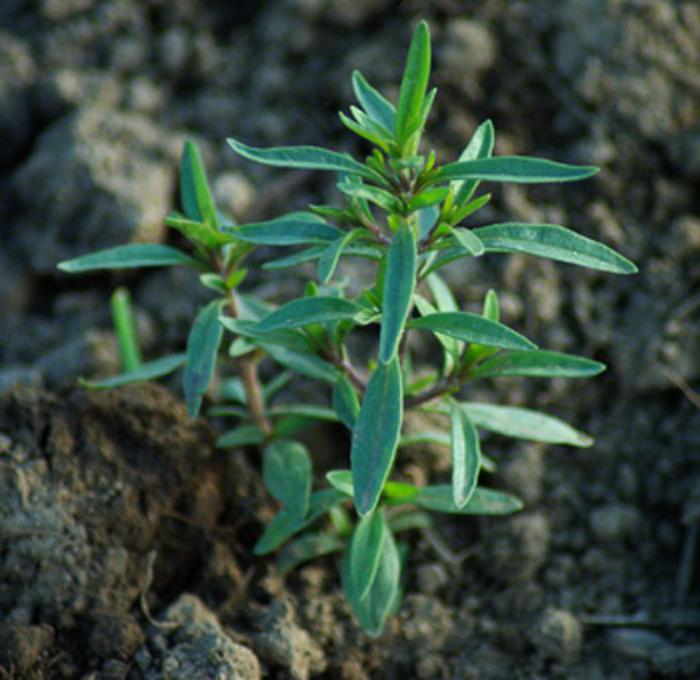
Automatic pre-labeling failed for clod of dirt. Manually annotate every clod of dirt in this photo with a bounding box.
[530,607,583,665]
[135,594,261,680]
[0,624,54,676]
[88,611,145,662]
[252,598,327,680]
[589,503,641,544]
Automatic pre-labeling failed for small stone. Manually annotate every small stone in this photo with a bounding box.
[215,172,257,220]
[415,562,449,595]
[0,624,55,675]
[440,20,497,94]
[590,503,641,544]
[608,629,671,660]
[531,608,583,665]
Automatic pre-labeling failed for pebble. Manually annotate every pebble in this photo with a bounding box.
[531,608,583,665]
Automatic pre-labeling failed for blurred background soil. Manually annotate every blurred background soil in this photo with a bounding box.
[1,1,699,678]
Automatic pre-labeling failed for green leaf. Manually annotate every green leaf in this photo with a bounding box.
[268,405,339,422]
[407,187,449,212]
[333,375,361,429]
[216,424,265,448]
[415,486,523,515]
[349,509,388,601]
[379,224,417,363]
[317,229,365,283]
[396,20,432,146]
[226,213,343,246]
[263,244,382,271]
[337,180,402,213]
[254,511,303,555]
[450,192,492,225]
[408,312,536,351]
[326,469,354,496]
[482,289,500,322]
[263,440,311,518]
[470,350,606,380]
[262,344,340,384]
[306,488,348,522]
[450,402,481,508]
[183,300,225,417]
[460,402,593,447]
[429,156,599,185]
[165,214,230,249]
[78,353,186,389]
[276,532,345,575]
[181,140,219,229]
[413,294,459,371]
[447,225,485,256]
[383,480,419,503]
[220,317,315,353]
[227,138,379,181]
[340,109,393,151]
[473,223,638,274]
[255,297,363,332]
[388,510,433,533]
[111,287,142,372]
[352,70,396,133]
[341,526,401,637]
[57,244,199,273]
[452,119,495,206]
[351,358,403,516]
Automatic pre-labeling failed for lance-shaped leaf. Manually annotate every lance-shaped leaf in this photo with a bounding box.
[333,375,360,429]
[408,312,536,351]
[262,344,340,384]
[379,225,417,363]
[263,440,312,519]
[470,350,606,380]
[254,297,363,332]
[276,533,345,575]
[226,213,343,246]
[428,156,598,185]
[460,402,593,447]
[450,402,481,508]
[416,486,523,515]
[79,353,186,389]
[447,224,485,256]
[58,244,199,273]
[317,229,365,283]
[338,180,402,212]
[227,138,380,181]
[180,140,218,229]
[341,526,401,637]
[413,294,459,372]
[473,223,637,274]
[183,300,225,417]
[326,469,354,496]
[340,108,394,151]
[395,20,431,146]
[452,119,495,206]
[220,317,315,353]
[165,214,231,249]
[216,424,265,448]
[352,70,396,133]
[268,405,338,422]
[351,358,403,516]
[349,509,388,601]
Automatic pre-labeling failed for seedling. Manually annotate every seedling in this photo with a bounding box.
[59,21,636,636]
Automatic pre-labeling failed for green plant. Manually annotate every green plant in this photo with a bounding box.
[58,21,636,636]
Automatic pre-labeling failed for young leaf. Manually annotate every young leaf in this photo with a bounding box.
[395,21,431,146]
[351,358,403,516]
[379,224,417,363]
[263,440,312,519]
[352,70,396,133]
[460,402,593,447]
[482,289,500,322]
[341,526,401,637]
[111,287,141,372]
[183,300,225,417]
[216,424,265,448]
[415,486,523,515]
[254,510,304,556]
[447,225,486,256]
[337,180,402,213]
[326,469,354,496]
[226,213,343,246]
[58,244,199,273]
[276,533,345,575]
[317,229,365,284]
[408,312,536,351]
[78,353,186,389]
[349,508,388,601]
[165,214,230,249]
[452,119,495,207]
[254,297,363,332]
[450,402,481,508]
[227,138,380,182]
[470,350,606,380]
[407,187,450,212]
[473,223,638,274]
[428,156,599,185]
[180,140,219,229]
[340,110,393,151]
[333,375,361,429]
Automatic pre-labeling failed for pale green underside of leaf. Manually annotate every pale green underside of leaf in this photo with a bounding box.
[450,403,481,508]
[474,223,637,274]
[255,297,363,332]
[78,353,186,389]
[408,312,536,351]
[449,225,485,256]
[350,509,388,601]
[351,358,403,516]
[317,229,365,283]
[183,300,225,417]
[470,349,606,380]
[415,486,523,515]
[453,119,495,205]
[430,156,598,185]
[263,440,312,518]
[58,244,199,273]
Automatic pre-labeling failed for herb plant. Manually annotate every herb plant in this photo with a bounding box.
[58,21,636,636]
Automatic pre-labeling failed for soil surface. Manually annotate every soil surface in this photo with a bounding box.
[2,1,700,678]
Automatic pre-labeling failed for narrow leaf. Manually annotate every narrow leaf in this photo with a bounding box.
[111,287,141,372]
[448,225,485,256]
[326,469,354,496]
[350,509,388,601]
[482,289,500,322]
[396,21,431,145]
[453,119,495,206]
[317,229,365,283]
[78,353,186,389]
[416,486,523,515]
[226,213,343,246]
[183,300,225,417]
[216,425,265,448]
[262,344,340,384]
[409,312,536,351]
[351,358,403,516]
[474,223,637,274]
[430,156,599,185]
[263,440,312,519]
[450,403,481,508]
[340,110,393,151]
[333,375,360,429]
[352,70,396,133]
[181,140,218,229]
[338,180,402,212]
[255,297,363,332]
[276,533,344,575]
[470,350,606,380]
[268,405,339,422]
[165,214,230,249]
[220,317,316,353]
[58,244,199,273]
[379,225,417,363]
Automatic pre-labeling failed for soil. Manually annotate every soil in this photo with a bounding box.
[1,1,700,678]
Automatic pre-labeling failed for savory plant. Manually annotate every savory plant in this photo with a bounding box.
[58,21,636,636]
